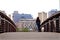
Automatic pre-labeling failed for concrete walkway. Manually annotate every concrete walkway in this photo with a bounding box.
[0,32,60,40]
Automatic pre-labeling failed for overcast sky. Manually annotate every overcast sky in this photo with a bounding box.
[0,0,59,18]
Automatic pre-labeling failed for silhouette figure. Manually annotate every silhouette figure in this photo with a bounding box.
[36,17,41,32]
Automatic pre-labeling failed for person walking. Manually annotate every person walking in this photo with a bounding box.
[36,17,41,32]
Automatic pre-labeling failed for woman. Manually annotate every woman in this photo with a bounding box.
[36,17,41,32]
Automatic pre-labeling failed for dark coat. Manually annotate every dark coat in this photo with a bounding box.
[36,17,41,32]
[36,17,40,27]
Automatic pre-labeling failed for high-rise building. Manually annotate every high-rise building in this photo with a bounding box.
[38,12,47,23]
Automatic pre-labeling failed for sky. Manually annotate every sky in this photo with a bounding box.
[0,0,59,19]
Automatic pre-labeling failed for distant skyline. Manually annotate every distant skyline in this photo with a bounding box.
[13,12,33,23]
[0,0,59,18]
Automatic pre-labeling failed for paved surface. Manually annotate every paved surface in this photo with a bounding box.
[0,32,60,40]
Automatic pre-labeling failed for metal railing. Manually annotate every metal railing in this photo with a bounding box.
[41,11,60,33]
[0,12,16,33]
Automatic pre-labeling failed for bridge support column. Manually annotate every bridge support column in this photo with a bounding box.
[59,16,60,32]
[56,18,59,32]
[48,20,51,32]
[44,25,46,32]
[46,23,49,32]
[53,18,56,32]
[44,23,48,32]
[4,19,6,32]
[0,16,3,33]
[50,21,53,32]
[45,23,47,32]
[1,19,5,33]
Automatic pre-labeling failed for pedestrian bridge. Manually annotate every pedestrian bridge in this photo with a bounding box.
[0,11,60,40]
[0,32,60,40]
[0,11,60,33]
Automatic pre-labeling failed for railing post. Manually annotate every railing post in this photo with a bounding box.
[46,22,49,32]
[59,16,60,32]
[3,18,5,32]
[56,18,59,32]
[44,22,47,32]
[53,18,56,32]
[48,20,51,32]
[0,15,1,25]
[7,22,9,32]
[50,20,55,32]
[0,16,2,33]
[44,25,46,32]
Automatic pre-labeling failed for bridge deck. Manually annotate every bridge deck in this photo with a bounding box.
[0,32,60,40]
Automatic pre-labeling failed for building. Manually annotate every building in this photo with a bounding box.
[12,11,37,31]
[48,9,58,17]
[38,12,47,23]
[13,11,33,23]
[16,19,37,31]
